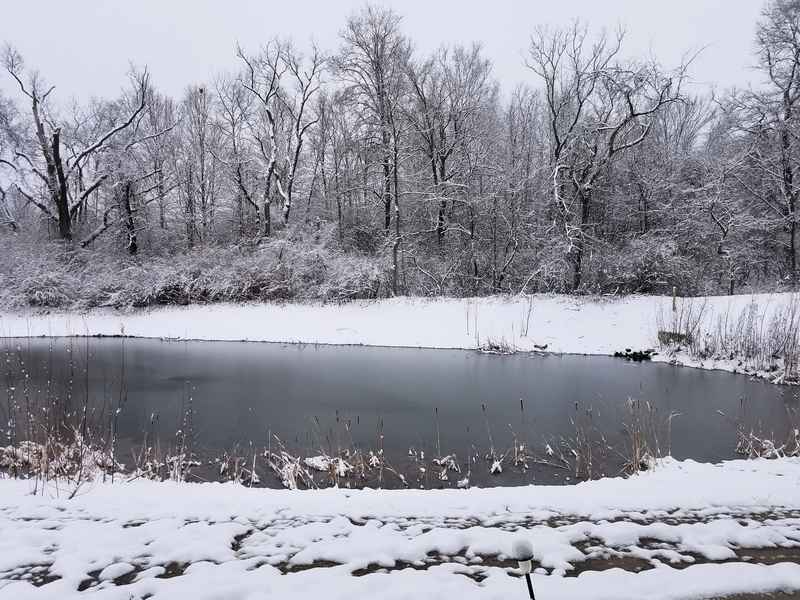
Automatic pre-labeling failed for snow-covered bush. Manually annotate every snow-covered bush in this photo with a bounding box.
[317,253,383,300]
[592,237,700,295]
[0,227,386,310]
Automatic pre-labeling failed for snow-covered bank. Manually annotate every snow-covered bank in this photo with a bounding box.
[3,457,798,526]
[0,292,793,355]
[1,292,797,382]
[2,457,800,599]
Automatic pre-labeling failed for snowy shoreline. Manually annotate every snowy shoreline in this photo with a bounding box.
[0,292,795,381]
[2,457,800,599]
[4,456,798,522]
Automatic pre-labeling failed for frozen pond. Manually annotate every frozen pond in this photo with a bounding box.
[1,338,797,488]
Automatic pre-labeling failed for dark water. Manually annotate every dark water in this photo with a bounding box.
[1,337,797,487]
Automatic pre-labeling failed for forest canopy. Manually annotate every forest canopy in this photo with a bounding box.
[1,1,799,308]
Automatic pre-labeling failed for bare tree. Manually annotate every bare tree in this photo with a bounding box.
[3,46,148,242]
[174,84,221,247]
[0,91,20,230]
[406,44,496,244]
[215,73,259,237]
[140,87,178,230]
[274,43,324,224]
[238,41,285,237]
[739,0,800,285]
[2,5,799,303]
[527,24,686,290]
[336,5,410,233]
[79,82,174,253]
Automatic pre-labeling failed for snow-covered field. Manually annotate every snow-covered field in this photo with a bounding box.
[0,292,793,357]
[2,457,800,599]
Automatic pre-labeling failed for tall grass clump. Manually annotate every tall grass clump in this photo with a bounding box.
[658,294,800,383]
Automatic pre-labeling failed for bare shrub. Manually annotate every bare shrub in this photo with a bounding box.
[656,296,708,352]
[657,294,800,383]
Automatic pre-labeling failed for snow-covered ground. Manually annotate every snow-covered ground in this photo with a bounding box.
[1,292,795,382]
[2,457,800,599]
[0,292,793,357]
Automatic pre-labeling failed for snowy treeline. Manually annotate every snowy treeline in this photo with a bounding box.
[1,2,799,307]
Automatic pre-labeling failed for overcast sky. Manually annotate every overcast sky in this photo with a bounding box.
[0,0,767,102]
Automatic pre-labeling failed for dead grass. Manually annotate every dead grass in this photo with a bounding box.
[657,294,800,384]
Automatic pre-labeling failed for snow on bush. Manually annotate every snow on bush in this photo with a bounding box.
[0,228,385,311]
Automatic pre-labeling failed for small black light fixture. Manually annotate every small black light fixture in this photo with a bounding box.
[511,538,536,599]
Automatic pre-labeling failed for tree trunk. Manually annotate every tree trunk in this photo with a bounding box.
[430,154,444,243]
[51,131,72,241]
[571,188,592,291]
[491,197,498,291]
[336,194,343,241]
[392,139,401,296]
[263,170,272,237]
[0,189,16,232]
[638,184,649,233]
[780,105,796,286]
[333,159,343,242]
[157,169,166,229]
[436,156,448,245]
[237,192,244,239]
[383,146,392,232]
[791,212,798,287]
[263,199,272,237]
[121,181,138,255]
[729,261,735,296]
[186,166,195,249]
